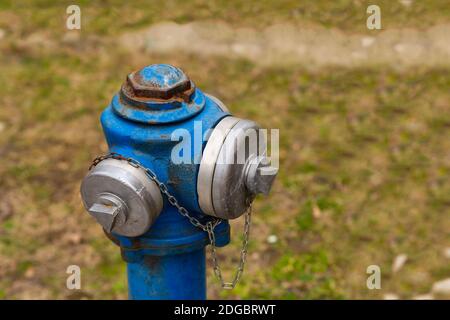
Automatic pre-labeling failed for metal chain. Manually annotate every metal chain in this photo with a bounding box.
[89,152,252,289]
[207,204,252,289]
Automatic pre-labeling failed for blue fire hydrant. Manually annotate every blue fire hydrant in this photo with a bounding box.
[80,64,277,299]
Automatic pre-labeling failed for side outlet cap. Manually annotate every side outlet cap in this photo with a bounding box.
[80,158,163,237]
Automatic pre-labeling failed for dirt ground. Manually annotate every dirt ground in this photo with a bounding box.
[0,1,449,299]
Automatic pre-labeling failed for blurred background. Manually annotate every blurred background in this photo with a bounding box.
[0,0,449,299]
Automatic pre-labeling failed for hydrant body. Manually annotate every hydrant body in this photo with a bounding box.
[81,64,277,299]
[100,66,230,299]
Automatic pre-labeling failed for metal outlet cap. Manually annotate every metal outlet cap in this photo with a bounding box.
[198,116,278,219]
[244,155,278,195]
[80,158,163,237]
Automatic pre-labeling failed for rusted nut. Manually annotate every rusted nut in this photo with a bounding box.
[123,64,195,102]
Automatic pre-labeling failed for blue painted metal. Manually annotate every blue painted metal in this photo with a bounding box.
[116,64,204,124]
[127,249,206,300]
[112,88,206,124]
[100,64,231,299]
[138,64,187,88]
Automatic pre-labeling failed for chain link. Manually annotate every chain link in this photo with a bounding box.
[207,204,251,289]
[89,152,251,289]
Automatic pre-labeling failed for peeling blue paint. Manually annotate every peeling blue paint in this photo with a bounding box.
[101,64,231,299]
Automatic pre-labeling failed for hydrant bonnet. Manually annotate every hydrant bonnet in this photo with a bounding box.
[117,64,203,124]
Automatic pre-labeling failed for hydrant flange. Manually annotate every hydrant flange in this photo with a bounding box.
[198,116,278,219]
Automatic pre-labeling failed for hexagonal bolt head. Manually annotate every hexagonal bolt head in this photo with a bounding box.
[125,64,193,100]
[88,193,127,232]
[245,156,278,195]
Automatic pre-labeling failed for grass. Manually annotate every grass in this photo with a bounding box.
[0,1,449,299]
[1,0,450,36]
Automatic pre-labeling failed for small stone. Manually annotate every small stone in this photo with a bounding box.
[394,43,406,53]
[432,278,450,296]
[24,267,35,279]
[312,205,321,219]
[443,247,450,259]
[0,28,5,40]
[62,31,80,43]
[65,233,82,245]
[0,122,5,132]
[412,293,434,300]
[399,0,413,7]
[392,254,408,273]
[361,36,375,48]
[383,293,399,300]
[267,234,278,244]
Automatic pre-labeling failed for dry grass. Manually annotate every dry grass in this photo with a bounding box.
[0,1,449,299]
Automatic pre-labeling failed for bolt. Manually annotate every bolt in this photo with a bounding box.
[88,193,127,232]
[245,156,278,195]
[124,64,193,100]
